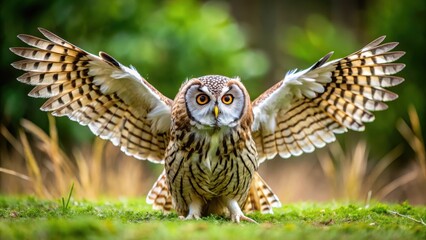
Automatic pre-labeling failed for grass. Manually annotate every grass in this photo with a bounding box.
[61,183,74,214]
[0,196,425,240]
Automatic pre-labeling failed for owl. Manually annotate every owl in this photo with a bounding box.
[11,28,405,223]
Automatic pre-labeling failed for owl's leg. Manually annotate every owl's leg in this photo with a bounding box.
[227,199,257,224]
[180,198,203,220]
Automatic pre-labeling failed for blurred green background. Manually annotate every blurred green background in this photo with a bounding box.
[1,0,425,156]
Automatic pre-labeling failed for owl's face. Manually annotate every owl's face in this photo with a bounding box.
[184,75,250,129]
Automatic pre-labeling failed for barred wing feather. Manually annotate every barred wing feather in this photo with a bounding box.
[11,28,173,163]
[252,36,405,163]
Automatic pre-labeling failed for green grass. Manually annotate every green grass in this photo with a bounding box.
[0,196,425,240]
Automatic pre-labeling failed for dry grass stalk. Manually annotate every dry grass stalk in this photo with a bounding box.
[72,137,107,199]
[1,114,152,199]
[318,106,426,202]
[20,117,78,197]
[364,145,404,191]
[376,170,419,200]
[397,105,426,180]
[317,139,403,201]
[0,167,30,181]
[1,125,24,155]
[18,129,45,197]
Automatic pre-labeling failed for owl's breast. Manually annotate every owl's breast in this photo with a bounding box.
[165,127,258,205]
[199,131,221,173]
[191,130,257,199]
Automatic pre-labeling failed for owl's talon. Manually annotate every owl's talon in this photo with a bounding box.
[183,213,201,220]
[231,213,257,224]
[179,200,203,220]
[227,199,257,224]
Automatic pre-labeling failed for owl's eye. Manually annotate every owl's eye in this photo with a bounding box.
[221,94,234,105]
[196,94,210,105]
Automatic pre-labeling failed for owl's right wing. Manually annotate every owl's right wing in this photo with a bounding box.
[11,28,173,163]
[251,36,405,163]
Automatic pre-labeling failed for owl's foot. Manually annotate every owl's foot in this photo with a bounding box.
[180,213,201,220]
[179,214,200,220]
[180,200,202,220]
[230,212,257,223]
[227,199,257,224]
[185,214,200,220]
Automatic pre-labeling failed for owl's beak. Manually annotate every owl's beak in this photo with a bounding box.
[213,105,219,119]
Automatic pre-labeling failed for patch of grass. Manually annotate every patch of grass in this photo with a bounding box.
[61,182,74,214]
[0,196,425,240]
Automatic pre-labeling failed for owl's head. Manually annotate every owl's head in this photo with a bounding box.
[182,75,252,129]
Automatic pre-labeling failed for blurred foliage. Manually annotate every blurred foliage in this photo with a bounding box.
[1,0,268,144]
[1,0,424,155]
[282,14,358,69]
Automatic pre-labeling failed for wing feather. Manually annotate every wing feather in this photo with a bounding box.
[252,36,405,162]
[11,28,172,163]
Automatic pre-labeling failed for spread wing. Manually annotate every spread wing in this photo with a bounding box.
[252,36,405,163]
[11,28,173,163]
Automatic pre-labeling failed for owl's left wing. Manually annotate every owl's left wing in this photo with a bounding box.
[11,28,173,163]
[252,36,405,163]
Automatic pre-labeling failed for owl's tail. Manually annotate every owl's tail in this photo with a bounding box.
[243,172,282,214]
[146,169,173,212]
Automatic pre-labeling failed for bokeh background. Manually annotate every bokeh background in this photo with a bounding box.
[1,0,425,204]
